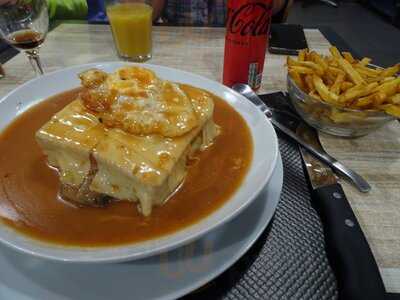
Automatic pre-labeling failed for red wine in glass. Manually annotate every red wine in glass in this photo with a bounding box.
[0,0,49,76]
[7,30,45,50]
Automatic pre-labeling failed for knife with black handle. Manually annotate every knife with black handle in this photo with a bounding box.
[297,124,386,300]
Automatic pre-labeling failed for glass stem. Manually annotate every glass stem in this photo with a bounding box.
[25,49,44,75]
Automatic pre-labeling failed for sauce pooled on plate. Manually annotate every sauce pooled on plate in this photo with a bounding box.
[0,85,253,246]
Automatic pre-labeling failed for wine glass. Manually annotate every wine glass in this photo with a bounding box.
[0,0,49,75]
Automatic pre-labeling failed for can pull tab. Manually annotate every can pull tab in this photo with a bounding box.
[248,62,262,90]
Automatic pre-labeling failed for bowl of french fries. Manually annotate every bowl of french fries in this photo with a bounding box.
[287,46,400,137]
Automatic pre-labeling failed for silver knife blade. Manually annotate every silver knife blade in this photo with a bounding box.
[232,83,371,193]
[296,123,337,189]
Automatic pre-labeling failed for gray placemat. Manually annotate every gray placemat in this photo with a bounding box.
[184,134,338,300]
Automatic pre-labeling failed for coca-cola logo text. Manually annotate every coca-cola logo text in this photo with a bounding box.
[227,2,272,36]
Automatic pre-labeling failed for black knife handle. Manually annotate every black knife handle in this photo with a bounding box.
[312,183,386,300]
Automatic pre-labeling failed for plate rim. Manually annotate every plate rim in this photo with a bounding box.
[0,62,279,263]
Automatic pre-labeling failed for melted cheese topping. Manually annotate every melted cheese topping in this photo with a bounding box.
[79,66,212,137]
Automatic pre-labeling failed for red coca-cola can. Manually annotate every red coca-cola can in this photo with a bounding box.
[222,0,273,90]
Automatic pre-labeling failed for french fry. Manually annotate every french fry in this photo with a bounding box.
[342,52,355,64]
[288,70,305,90]
[305,51,314,61]
[327,66,345,76]
[304,75,314,92]
[380,64,400,78]
[288,57,324,76]
[341,83,363,94]
[389,94,400,104]
[300,61,325,76]
[329,109,346,123]
[329,109,364,123]
[325,57,339,68]
[298,49,307,61]
[359,57,372,66]
[330,73,345,94]
[366,82,380,91]
[380,104,400,117]
[337,57,366,85]
[353,92,386,108]
[353,96,373,109]
[366,75,393,83]
[325,56,334,64]
[288,66,314,75]
[381,76,396,83]
[324,72,336,86]
[309,90,321,100]
[339,85,365,103]
[341,81,354,92]
[363,66,398,82]
[372,77,400,97]
[286,56,296,67]
[354,65,381,77]
[356,72,369,81]
[310,51,328,71]
[340,82,379,103]
[330,60,339,68]
[373,92,387,106]
[329,46,342,59]
[313,74,339,103]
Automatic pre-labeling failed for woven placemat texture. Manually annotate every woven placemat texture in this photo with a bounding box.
[184,134,338,300]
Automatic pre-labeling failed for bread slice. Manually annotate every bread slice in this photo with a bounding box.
[36,67,219,215]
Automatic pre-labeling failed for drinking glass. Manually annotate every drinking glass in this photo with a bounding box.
[0,0,49,75]
[106,0,153,62]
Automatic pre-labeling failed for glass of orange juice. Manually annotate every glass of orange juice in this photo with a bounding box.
[106,0,153,62]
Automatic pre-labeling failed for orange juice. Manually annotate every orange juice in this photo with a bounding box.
[107,3,153,61]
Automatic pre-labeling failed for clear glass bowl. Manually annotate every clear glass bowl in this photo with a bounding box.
[287,75,396,137]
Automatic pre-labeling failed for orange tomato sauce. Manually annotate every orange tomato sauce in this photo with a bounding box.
[0,85,253,246]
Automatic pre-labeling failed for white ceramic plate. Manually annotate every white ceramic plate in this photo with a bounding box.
[0,62,278,263]
[0,154,283,300]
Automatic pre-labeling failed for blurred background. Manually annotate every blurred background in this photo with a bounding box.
[1,0,399,67]
[288,0,400,67]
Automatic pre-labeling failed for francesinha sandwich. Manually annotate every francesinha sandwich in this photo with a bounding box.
[36,66,220,216]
